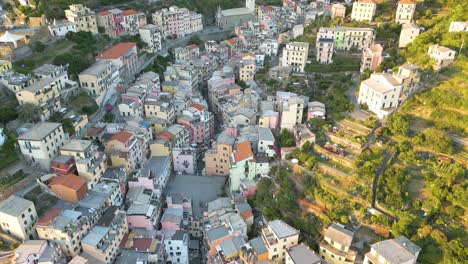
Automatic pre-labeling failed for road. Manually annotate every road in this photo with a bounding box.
[347,73,370,121]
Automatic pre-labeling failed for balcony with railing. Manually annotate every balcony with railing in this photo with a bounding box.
[261,228,278,248]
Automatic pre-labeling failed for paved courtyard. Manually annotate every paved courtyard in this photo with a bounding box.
[166,174,227,218]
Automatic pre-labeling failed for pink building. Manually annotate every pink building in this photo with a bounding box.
[172,147,197,175]
[97,9,125,37]
[240,179,257,197]
[360,44,384,73]
[160,208,183,231]
[128,177,154,190]
[127,203,158,230]
[177,104,214,145]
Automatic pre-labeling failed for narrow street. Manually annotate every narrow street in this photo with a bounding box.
[370,150,397,220]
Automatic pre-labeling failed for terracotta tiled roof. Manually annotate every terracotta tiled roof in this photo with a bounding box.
[157,131,174,140]
[132,238,152,251]
[110,131,133,143]
[192,104,205,111]
[358,0,376,3]
[241,210,254,220]
[96,42,136,60]
[49,174,87,190]
[37,208,61,226]
[188,44,199,49]
[98,10,112,16]
[227,38,237,44]
[87,126,105,138]
[122,9,142,16]
[234,141,253,163]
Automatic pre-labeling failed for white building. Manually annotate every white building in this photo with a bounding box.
[258,127,276,158]
[449,21,468,32]
[13,240,63,264]
[139,24,162,53]
[358,73,402,118]
[281,42,309,73]
[316,37,334,64]
[364,236,421,264]
[164,230,189,264]
[261,220,300,262]
[48,19,77,38]
[351,0,377,22]
[396,0,417,24]
[152,6,203,39]
[286,244,322,264]
[427,44,456,70]
[0,195,38,241]
[399,23,420,48]
[18,122,66,170]
[259,39,279,56]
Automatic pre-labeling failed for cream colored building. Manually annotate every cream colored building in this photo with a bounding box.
[364,236,420,264]
[65,4,98,34]
[331,4,346,19]
[398,23,420,48]
[449,21,468,32]
[358,73,402,118]
[0,195,38,241]
[144,96,175,123]
[320,224,357,264]
[78,60,120,101]
[238,60,256,82]
[36,209,82,257]
[281,42,309,73]
[351,0,377,22]
[276,91,308,132]
[427,44,456,70]
[81,208,128,264]
[60,139,107,189]
[396,0,416,24]
[18,122,66,170]
[139,24,162,53]
[15,71,69,121]
[261,220,300,262]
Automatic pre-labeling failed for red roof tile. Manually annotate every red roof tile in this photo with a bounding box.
[234,141,253,162]
[98,10,112,16]
[133,238,152,251]
[122,9,142,16]
[96,42,136,60]
[398,0,416,4]
[49,174,87,191]
[192,104,205,111]
[37,208,61,226]
[157,131,174,140]
[110,131,133,144]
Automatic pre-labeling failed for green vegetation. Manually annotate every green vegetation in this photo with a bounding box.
[49,112,75,136]
[18,103,41,123]
[0,170,26,189]
[305,55,361,73]
[70,92,98,115]
[144,55,173,76]
[278,129,295,147]
[103,112,114,122]
[0,108,18,126]
[0,130,18,170]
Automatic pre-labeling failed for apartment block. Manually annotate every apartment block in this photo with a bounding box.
[0,195,38,241]
[177,104,215,145]
[174,44,200,61]
[261,220,300,262]
[96,42,138,82]
[360,44,383,72]
[78,60,120,103]
[393,63,421,102]
[65,4,98,34]
[316,36,334,64]
[122,9,147,35]
[81,207,128,264]
[276,91,309,132]
[320,224,357,264]
[152,6,203,39]
[351,0,377,22]
[16,66,69,121]
[399,23,420,48]
[36,208,83,257]
[164,230,189,264]
[105,131,145,173]
[331,4,346,19]
[281,42,309,73]
[139,24,162,53]
[60,139,107,189]
[97,9,125,37]
[364,236,420,264]
[358,73,402,118]
[396,0,416,24]
[238,59,256,82]
[18,122,65,170]
[427,44,456,70]
[205,131,235,176]
[334,27,375,51]
[13,240,64,264]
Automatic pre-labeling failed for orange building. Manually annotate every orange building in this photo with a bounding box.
[48,174,88,202]
[239,237,269,264]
